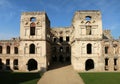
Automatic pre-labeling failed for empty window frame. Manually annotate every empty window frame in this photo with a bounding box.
[6,46,10,54]
[30,23,36,36]
[13,59,18,70]
[0,46,2,54]
[30,17,36,22]
[14,47,18,54]
[6,59,10,70]
[85,16,91,21]
[53,38,57,42]
[59,37,63,43]
[87,43,92,54]
[29,44,35,54]
[105,46,109,54]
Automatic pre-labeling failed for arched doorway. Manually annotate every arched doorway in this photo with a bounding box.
[27,59,37,71]
[85,59,94,71]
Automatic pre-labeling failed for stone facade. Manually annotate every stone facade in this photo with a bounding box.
[0,10,119,72]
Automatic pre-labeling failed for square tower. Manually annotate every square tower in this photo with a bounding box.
[71,10,104,71]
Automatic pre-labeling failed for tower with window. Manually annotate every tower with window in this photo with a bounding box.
[71,10,103,71]
[19,12,51,72]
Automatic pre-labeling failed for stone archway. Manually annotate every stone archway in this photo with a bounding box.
[27,59,37,71]
[85,59,94,71]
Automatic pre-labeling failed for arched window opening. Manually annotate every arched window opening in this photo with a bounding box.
[105,58,109,70]
[0,59,3,70]
[59,47,63,52]
[85,16,91,21]
[27,59,37,71]
[14,47,18,54]
[86,26,92,35]
[105,46,108,54]
[87,43,92,54]
[85,59,94,71]
[30,23,36,36]
[0,46,2,54]
[6,59,10,70]
[30,44,35,54]
[7,46,10,54]
[13,59,18,70]
[30,17,36,22]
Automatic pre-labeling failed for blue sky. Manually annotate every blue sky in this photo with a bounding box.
[0,0,120,39]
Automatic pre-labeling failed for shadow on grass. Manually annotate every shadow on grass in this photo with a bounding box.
[0,71,42,84]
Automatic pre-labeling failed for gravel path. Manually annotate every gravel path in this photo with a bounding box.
[37,65,84,84]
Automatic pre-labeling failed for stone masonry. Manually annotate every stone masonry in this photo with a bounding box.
[0,10,119,72]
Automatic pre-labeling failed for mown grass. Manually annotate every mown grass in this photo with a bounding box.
[79,72,120,84]
[0,72,42,84]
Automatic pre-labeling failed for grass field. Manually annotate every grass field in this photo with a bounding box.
[0,72,41,84]
[79,72,120,84]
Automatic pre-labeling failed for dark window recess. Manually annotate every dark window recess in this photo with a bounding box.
[7,46,10,54]
[87,44,92,54]
[105,47,108,54]
[6,59,10,65]
[114,59,117,65]
[14,47,18,54]
[13,59,18,70]
[54,38,57,42]
[105,58,108,66]
[0,46,2,54]
[6,59,10,70]
[59,37,63,42]
[30,44,35,54]
[66,36,69,42]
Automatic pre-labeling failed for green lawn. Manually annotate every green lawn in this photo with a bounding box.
[0,72,42,84]
[79,72,120,84]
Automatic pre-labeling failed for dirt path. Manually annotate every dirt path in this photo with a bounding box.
[37,65,84,84]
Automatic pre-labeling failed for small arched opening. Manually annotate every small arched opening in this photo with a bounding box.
[27,59,38,71]
[29,44,35,54]
[85,59,94,71]
[87,43,92,54]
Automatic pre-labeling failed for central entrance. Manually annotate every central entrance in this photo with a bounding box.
[85,59,94,71]
[27,59,37,71]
